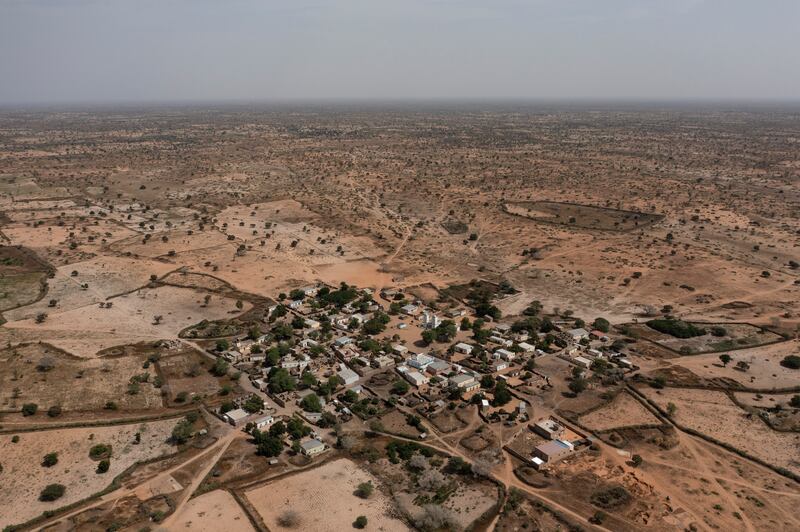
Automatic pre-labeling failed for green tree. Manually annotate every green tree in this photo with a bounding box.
[22,403,38,416]
[568,377,587,395]
[300,393,323,413]
[211,357,229,376]
[96,459,110,474]
[355,482,374,499]
[391,380,409,395]
[353,516,368,529]
[42,452,59,467]
[719,354,732,367]
[39,484,66,501]
[171,419,194,444]
[592,317,610,333]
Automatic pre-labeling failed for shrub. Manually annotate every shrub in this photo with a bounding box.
[47,405,62,418]
[355,481,374,499]
[780,355,800,370]
[39,483,66,501]
[590,485,631,509]
[21,403,38,416]
[42,452,59,467]
[353,516,368,529]
[89,443,113,460]
[646,318,706,338]
[96,459,110,474]
[171,419,194,444]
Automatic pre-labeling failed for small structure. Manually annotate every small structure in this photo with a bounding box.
[408,353,434,370]
[573,356,592,369]
[334,336,353,347]
[421,311,442,330]
[566,328,590,341]
[254,415,275,430]
[532,418,565,440]
[372,355,395,368]
[392,344,409,355]
[495,348,516,361]
[449,373,477,389]
[533,439,574,466]
[223,408,249,426]
[401,304,420,316]
[338,364,360,386]
[300,438,327,456]
[454,342,474,355]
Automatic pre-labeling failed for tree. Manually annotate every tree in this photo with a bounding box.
[300,393,322,413]
[215,339,230,352]
[355,481,374,499]
[790,395,800,408]
[391,380,409,395]
[421,329,435,345]
[243,395,264,413]
[631,454,643,467]
[211,357,229,376]
[89,444,112,460]
[152,315,163,325]
[353,516,368,529]
[719,354,732,367]
[171,419,194,444]
[47,405,62,418]
[96,459,110,474]
[592,317,610,333]
[42,452,58,467]
[568,377,587,395]
[667,402,677,416]
[492,381,512,406]
[268,368,297,393]
[39,484,66,502]
[42,452,59,467]
[780,355,800,369]
[22,403,38,416]
[35,312,48,323]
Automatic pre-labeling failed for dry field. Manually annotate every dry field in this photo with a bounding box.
[579,391,662,432]
[168,489,255,532]
[0,418,177,529]
[0,342,162,412]
[639,386,800,475]
[244,458,410,532]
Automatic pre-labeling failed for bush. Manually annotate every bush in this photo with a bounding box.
[646,318,706,338]
[89,443,113,460]
[355,481,373,499]
[300,393,322,413]
[21,403,38,416]
[39,483,66,501]
[96,459,110,474]
[47,405,62,418]
[353,516,368,529]
[42,452,59,467]
[171,419,194,444]
[780,355,800,370]
[590,485,631,509]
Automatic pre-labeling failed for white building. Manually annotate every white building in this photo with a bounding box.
[495,348,516,361]
[421,311,442,330]
[338,364,360,386]
[454,342,474,355]
[223,408,249,426]
[408,353,434,370]
[254,415,275,430]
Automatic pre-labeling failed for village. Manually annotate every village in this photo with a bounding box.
[206,279,632,471]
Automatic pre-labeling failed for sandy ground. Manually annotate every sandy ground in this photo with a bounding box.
[0,419,177,529]
[733,391,799,408]
[167,489,254,532]
[579,391,662,432]
[3,255,177,322]
[4,285,248,343]
[641,387,800,476]
[669,339,800,389]
[244,458,410,532]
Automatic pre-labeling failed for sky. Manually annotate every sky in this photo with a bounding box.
[0,0,799,105]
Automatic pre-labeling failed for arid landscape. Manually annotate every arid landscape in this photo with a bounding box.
[0,104,797,532]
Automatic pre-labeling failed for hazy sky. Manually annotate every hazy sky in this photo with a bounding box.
[1,0,799,104]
